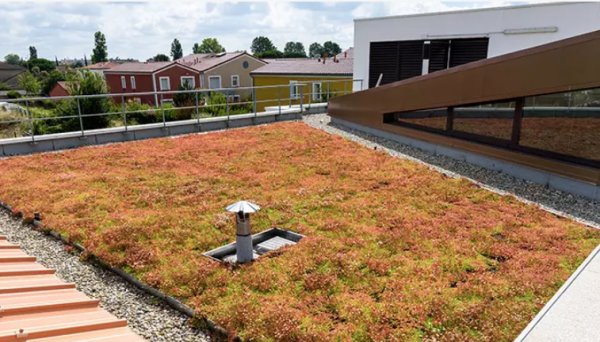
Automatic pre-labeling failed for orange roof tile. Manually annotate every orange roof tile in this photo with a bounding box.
[0,236,144,342]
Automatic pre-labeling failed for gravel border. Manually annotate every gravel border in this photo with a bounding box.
[0,211,210,342]
[302,113,600,229]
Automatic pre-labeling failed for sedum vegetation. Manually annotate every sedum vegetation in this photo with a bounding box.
[0,122,598,341]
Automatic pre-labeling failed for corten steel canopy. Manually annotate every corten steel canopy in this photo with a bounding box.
[329,30,600,184]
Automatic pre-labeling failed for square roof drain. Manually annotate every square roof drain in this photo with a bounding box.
[203,228,304,263]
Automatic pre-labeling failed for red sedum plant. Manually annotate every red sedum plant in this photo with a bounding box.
[0,122,598,341]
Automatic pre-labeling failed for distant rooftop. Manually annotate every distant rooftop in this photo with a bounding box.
[251,56,353,76]
[104,62,172,73]
[83,62,121,70]
[176,52,263,72]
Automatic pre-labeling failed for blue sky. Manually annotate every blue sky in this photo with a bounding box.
[0,1,543,62]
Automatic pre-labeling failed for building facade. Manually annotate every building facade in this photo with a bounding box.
[104,62,200,106]
[251,56,353,112]
[176,52,266,99]
[354,2,600,90]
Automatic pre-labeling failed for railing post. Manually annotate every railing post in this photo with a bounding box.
[195,91,200,125]
[121,96,127,132]
[327,82,330,101]
[299,85,303,114]
[77,98,84,137]
[360,79,364,91]
[308,82,312,109]
[161,93,166,128]
[226,90,230,125]
[344,80,347,95]
[252,87,257,116]
[26,100,34,143]
[278,86,281,119]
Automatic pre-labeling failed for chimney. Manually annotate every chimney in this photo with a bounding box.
[226,201,260,263]
[344,51,347,59]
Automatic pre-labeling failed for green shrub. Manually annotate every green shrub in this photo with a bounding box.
[6,91,21,99]
[125,101,158,125]
[0,83,10,91]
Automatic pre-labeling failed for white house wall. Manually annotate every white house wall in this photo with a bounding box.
[353,2,600,91]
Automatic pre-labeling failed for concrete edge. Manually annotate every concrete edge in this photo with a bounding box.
[0,110,305,158]
[0,200,236,341]
[330,117,600,202]
[513,243,600,342]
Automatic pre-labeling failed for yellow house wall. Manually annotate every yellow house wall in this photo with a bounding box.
[252,75,353,112]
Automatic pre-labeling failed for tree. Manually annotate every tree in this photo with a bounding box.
[171,38,183,60]
[71,61,83,68]
[192,43,200,54]
[323,41,342,57]
[194,38,226,54]
[18,72,40,95]
[254,50,284,59]
[4,54,20,65]
[283,42,307,58]
[153,54,170,62]
[251,36,276,54]
[84,54,88,66]
[309,42,324,58]
[40,69,68,96]
[29,46,37,60]
[91,31,108,64]
[25,58,56,72]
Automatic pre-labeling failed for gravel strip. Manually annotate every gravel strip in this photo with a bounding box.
[303,113,600,228]
[0,211,210,342]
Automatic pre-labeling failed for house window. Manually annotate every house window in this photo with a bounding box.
[208,76,221,89]
[130,76,136,90]
[159,77,170,91]
[290,81,298,100]
[312,82,322,101]
[181,76,195,88]
[121,76,126,89]
[231,75,239,87]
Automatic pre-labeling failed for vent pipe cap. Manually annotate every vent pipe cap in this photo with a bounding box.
[226,201,260,214]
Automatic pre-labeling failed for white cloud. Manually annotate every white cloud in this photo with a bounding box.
[0,1,550,62]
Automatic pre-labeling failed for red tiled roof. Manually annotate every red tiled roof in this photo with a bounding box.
[176,52,264,72]
[104,62,172,73]
[251,57,353,76]
[337,47,354,59]
[0,236,143,341]
[83,62,120,70]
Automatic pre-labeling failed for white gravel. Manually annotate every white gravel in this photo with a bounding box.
[0,212,210,342]
[303,113,600,228]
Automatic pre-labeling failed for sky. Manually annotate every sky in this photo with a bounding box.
[0,1,551,62]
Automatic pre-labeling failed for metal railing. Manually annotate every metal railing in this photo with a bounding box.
[0,79,363,142]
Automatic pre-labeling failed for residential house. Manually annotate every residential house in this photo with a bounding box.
[81,62,121,77]
[49,81,69,97]
[0,62,26,90]
[104,62,200,106]
[250,53,353,112]
[176,52,266,99]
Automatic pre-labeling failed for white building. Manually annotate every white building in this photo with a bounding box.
[353,2,600,91]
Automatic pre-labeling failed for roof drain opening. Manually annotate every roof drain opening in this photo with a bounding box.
[203,201,304,264]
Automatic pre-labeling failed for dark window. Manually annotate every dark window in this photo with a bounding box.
[369,41,399,88]
[520,89,600,162]
[428,40,450,73]
[384,108,447,131]
[449,38,489,68]
[453,100,516,142]
[369,38,489,88]
[397,41,425,81]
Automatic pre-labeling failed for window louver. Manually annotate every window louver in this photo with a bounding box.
[449,38,489,68]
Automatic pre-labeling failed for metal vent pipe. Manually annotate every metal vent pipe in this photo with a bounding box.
[226,201,260,263]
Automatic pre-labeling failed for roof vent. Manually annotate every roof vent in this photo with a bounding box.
[203,201,304,264]
[215,52,226,57]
